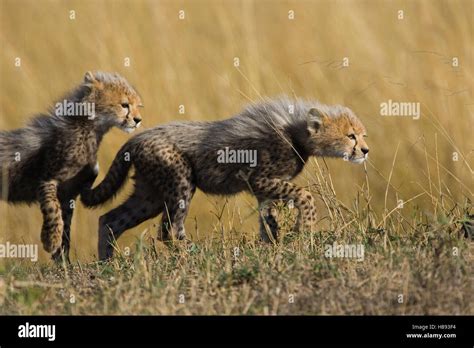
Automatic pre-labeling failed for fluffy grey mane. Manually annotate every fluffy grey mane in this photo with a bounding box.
[172,96,355,156]
[237,95,353,132]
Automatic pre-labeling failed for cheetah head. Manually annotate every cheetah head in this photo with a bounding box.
[82,71,143,133]
[306,106,369,164]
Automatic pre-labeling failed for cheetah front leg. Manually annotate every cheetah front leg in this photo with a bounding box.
[258,200,279,242]
[50,163,98,262]
[38,180,64,253]
[51,201,73,263]
[251,177,316,239]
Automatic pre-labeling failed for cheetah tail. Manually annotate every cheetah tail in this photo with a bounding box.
[80,147,132,207]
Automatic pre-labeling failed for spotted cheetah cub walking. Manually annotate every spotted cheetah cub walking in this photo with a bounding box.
[0,71,143,261]
[81,97,369,260]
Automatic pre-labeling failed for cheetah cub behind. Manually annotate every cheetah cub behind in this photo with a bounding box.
[0,71,143,261]
[81,97,369,260]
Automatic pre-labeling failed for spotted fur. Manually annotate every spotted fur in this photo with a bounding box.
[81,96,369,260]
[0,71,143,260]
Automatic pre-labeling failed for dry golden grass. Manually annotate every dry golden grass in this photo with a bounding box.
[0,0,472,314]
[1,168,472,315]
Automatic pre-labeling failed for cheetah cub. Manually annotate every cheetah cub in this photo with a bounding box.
[0,71,143,261]
[81,96,369,260]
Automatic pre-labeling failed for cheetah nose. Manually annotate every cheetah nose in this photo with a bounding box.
[361,147,369,155]
[133,117,142,125]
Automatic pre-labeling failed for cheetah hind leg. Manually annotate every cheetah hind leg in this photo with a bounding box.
[158,182,196,243]
[292,194,317,234]
[97,188,162,260]
[154,151,196,243]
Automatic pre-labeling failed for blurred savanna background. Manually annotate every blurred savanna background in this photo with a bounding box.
[0,0,472,261]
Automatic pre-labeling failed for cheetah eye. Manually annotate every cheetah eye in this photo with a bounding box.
[121,103,129,108]
[347,134,356,140]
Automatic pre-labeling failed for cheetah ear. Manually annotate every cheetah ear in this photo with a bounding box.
[84,71,96,84]
[84,71,104,90]
[307,108,326,132]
